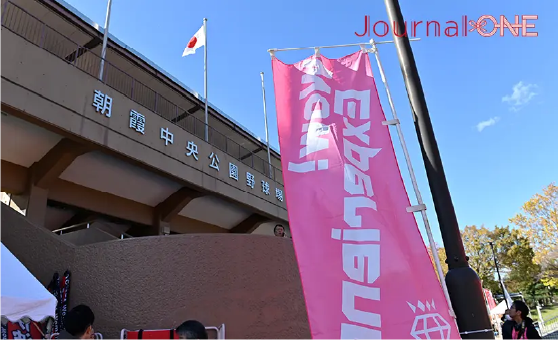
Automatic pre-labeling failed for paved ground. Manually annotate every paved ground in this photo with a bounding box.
[542,330,557,339]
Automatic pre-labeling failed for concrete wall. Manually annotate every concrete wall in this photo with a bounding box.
[1,204,310,339]
[1,205,76,286]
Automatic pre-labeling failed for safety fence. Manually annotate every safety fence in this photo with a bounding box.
[540,316,558,336]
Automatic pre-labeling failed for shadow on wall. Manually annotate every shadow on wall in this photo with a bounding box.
[1,204,310,339]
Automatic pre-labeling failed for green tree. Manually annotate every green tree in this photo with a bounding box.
[524,280,555,307]
[461,225,499,291]
[460,225,540,296]
[489,226,541,293]
[510,183,558,289]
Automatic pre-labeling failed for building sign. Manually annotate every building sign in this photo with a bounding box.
[129,110,145,134]
[246,172,255,189]
[261,180,270,195]
[209,152,220,171]
[90,87,284,204]
[185,141,199,160]
[229,163,239,181]
[275,188,284,202]
[160,127,174,146]
[92,90,112,117]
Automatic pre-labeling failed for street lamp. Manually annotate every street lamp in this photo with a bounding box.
[382,0,494,338]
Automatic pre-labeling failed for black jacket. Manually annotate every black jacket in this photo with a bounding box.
[502,320,515,339]
[57,329,80,339]
[502,317,541,339]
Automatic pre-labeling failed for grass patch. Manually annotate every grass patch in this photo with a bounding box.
[533,305,558,322]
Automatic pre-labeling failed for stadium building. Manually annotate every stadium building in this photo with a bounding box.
[1,0,309,337]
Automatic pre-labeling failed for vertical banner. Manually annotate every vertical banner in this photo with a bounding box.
[271,50,460,339]
[483,288,497,311]
[1,323,7,340]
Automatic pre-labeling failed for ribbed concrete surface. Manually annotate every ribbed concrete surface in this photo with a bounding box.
[1,204,310,339]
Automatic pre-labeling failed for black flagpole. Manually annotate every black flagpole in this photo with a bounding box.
[489,241,509,309]
[382,0,494,338]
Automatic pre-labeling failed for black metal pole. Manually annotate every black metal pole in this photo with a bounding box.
[489,242,509,309]
[382,0,494,338]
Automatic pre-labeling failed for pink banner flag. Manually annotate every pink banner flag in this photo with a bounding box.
[271,50,460,339]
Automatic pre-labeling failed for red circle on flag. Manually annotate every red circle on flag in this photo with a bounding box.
[187,37,197,48]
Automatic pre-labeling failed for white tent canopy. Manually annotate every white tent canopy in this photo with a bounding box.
[1,243,57,322]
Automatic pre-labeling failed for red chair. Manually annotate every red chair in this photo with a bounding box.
[121,328,177,339]
[120,325,225,340]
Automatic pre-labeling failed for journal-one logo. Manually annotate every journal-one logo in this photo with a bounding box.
[355,15,538,38]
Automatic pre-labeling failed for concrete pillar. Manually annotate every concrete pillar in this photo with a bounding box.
[153,218,171,235]
[25,183,48,227]
[23,138,92,228]
[153,187,203,235]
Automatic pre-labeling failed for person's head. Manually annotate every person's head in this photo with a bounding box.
[508,300,529,322]
[274,224,285,237]
[502,309,512,321]
[64,304,95,339]
[176,320,208,339]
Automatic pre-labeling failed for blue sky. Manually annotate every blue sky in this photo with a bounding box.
[63,0,557,246]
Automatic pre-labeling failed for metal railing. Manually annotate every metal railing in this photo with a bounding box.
[1,0,284,185]
[540,316,558,336]
[52,221,134,239]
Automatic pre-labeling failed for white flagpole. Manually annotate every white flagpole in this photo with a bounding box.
[203,18,209,142]
[98,0,113,81]
[369,39,456,319]
[260,72,272,178]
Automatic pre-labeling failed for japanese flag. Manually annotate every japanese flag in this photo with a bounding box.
[182,25,205,56]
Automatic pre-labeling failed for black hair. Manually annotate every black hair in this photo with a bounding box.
[63,304,95,337]
[176,320,208,339]
[512,300,531,339]
[512,300,529,319]
[274,224,284,233]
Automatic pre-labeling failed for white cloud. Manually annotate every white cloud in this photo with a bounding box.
[477,117,500,132]
[502,81,537,111]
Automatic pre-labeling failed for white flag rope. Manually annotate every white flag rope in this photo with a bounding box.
[266,37,457,322]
